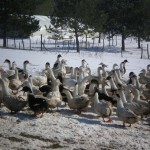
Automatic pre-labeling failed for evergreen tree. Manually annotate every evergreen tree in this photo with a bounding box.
[128,0,150,48]
[0,0,40,47]
[102,0,136,51]
[50,0,89,53]
[80,0,106,43]
[34,0,52,16]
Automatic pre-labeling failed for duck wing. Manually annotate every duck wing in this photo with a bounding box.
[74,96,90,110]
[3,95,27,112]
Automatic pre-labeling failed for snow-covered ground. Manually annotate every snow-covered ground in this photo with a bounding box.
[0,15,150,150]
[0,46,150,150]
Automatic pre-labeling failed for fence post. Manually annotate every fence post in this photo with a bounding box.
[55,40,57,48]
[30,38,31,50]
[141,44,143,59]
[116,35,117,46]
[92,38,95,49]
[22,39,24,49]
[41,34,43,51]
[147,44,149,59]
[108,33,110,46]
[62,40,65,50]
[6,38,8,47]
[112,36,114,46]
[14,37,16,48]
[102,38,105,51]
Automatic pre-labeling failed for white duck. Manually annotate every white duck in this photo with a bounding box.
[32,70,48,87]
[0,78,27,113]
[106,75,118,92]
[63,88,90,114]
[17,60,30,82]
[9,68,22,94]
[93,92,113,122]
[57,68,77,92]
[22,75,42,95]
[79,59,90,78]
[119,60,128,76]
[117,84,149,118]
[131,87,150,111]
[146,64,150,76]
[46,79,62,111]
[139,69,150,84]
[53,54,62,69]
[99,62,108,78]
[3,60,17,79]
[115,93,139,127]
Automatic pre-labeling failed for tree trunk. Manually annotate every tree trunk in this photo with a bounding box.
[85,34,87,49]
[98,32,101,43]
[3,0,7,47]
[138,35,141,49]
[74,27,80,53]
[3,30,7,47]
[121,33,125,51]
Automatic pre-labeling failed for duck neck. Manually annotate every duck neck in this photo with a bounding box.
[8,62,11,70]
[147,65,150,72]
[125,86,132,103]
[23,63,28,72]
[48,68,56,81]
[70,67,74,79]
[131,77,136,86]
[135,77,140,89]
[73,84,78,97]
[114,70,122,84]
[63,89,73,101]
[117,96,124,108]
[102,83,109,96]
[110,77,117,89]
[78,70,84,82]
[134,89,140,101]
[87,67,91,76]
[15,69,19,80]
[0,79,10,96]
[28,76,34,87]
[119,89,127,103]
[81,61,86,68]
[45,64,50,70]
[97,67,102,77]
[94,93,99,104]
[12,62,16,70]
[89,83,97,96]
[116,69,123,80]
[120,62,124,72]
[78,76,88,95]
[142,70,146,76]
[53,82,60,92]
[74,67,79,80]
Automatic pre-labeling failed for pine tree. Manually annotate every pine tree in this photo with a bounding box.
[50,0,89,53]
[0,0,40,47]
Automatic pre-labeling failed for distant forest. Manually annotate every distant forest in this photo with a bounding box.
[0,0,150,52]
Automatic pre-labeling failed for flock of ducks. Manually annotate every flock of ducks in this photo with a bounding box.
[0,55,150,127]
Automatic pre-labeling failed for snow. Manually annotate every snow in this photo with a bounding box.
[0,16,150,150]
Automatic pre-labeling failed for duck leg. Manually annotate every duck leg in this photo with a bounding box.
[38,113,43,118]
[103,116,113,123]
[123,121,126,127]
[123,122,131,127]
[75,110,81,115]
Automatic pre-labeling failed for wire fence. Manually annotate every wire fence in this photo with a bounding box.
[0,35,149,59]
